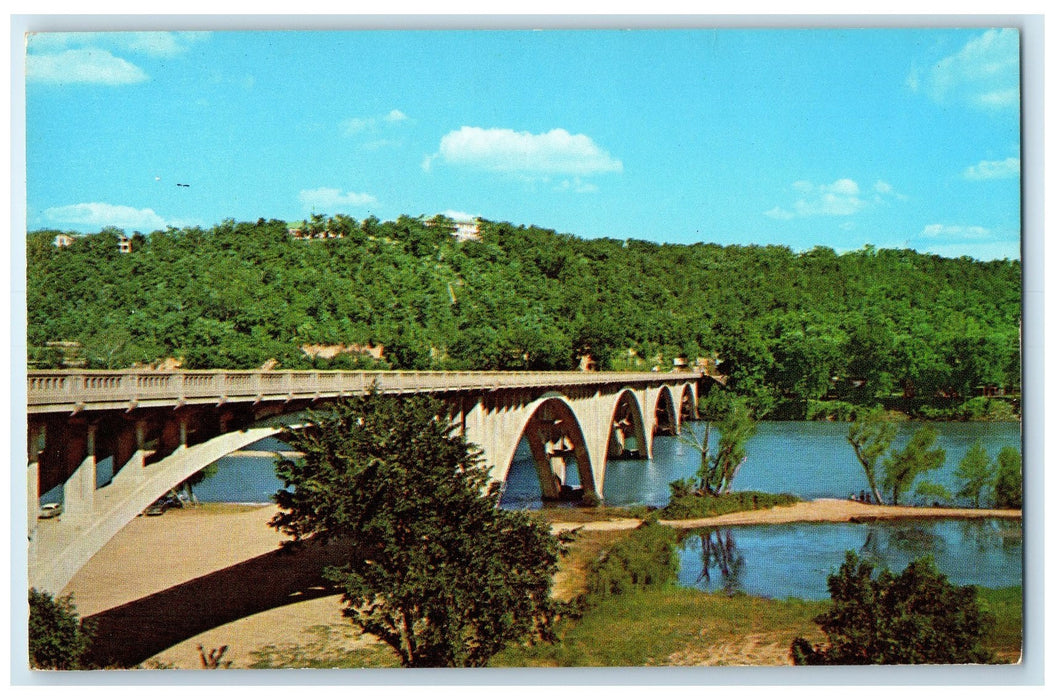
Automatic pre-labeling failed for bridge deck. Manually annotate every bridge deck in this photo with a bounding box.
[27,370,704,414]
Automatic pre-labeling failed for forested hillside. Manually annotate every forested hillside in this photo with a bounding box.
[26,215,1020,417]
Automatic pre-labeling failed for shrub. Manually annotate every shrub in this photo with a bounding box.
[960,397,1018,421]
[582,522,679,603]
[28,588,95,669]
[791,552,994,665]
[661,489,798,520]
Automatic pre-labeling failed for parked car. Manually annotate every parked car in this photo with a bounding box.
[144,499,167,516]
[38,503,63,519]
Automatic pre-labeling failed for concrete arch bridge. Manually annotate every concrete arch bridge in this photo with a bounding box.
[26,369,708,593]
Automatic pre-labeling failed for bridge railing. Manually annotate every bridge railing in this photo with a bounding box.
[27,370,704,412]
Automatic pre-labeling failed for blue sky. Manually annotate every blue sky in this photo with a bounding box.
[24,28,1022,260]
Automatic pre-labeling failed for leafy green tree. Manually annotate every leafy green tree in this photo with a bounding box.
[790,552,994,664]
[992,446,1023,509]
[680,395,756,495]
[846,408,896,505]
[270,392,562,667]
[913,480,951,505]
[955,440,994,508]
[882,424,946,506]
[28,588,95,669]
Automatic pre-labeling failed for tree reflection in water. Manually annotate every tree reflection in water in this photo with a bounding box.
[957,518,1023,553]
[695,529,745,595]
[858,523,948,567]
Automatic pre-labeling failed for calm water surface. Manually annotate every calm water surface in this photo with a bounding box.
[53,420,1020,508]
[678,518,1022,599]
[502,420,1021,509]
[83,420,1020,596]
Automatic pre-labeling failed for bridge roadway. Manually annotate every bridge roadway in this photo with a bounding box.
[27,369,706,593]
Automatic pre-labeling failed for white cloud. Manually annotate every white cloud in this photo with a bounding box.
[342,109,411,136]
[440,210,478,222]
[768,177,905,220]
[911,28,1020,110]
[43,202,168,230]
[28,31,209,57]
[299,187,377,210]
[118,31,210,57]
[425,126,623,176]
[764,207,795,221]
[27,48,148,85]
[558,177,599,193]
[920,223,993,240]
[793,179,866,216]
[963,157,1020,180]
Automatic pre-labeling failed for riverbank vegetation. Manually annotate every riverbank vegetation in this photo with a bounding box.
[661,490,800,520]
[270,393,564,667]
[243,523,1020,668]
[27,215,1020,419]
[791,552,996,664]
[847,409,1022,507]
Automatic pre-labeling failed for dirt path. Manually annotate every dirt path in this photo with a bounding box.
[60,499,1021,669]
[548,498,1020,533]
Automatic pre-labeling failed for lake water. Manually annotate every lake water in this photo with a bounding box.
[501,420,1021,509]
[677,518,1023,599]
[78,419,1022,598]
[66,420,1020,508]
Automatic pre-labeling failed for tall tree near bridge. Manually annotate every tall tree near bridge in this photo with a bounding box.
[269,391,563,668]
[881,424,946,506]
[847,408,897,505]
[682,395,757,495]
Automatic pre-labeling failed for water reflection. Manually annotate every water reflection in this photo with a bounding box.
[693,529,745,595]
[678,518,1021,600]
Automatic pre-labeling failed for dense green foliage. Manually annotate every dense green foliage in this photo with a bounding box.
[955,440,995,508]
[881,424,947,506]
[270,392,563,668]
[993,446,1023,509]
[28,216,1020,417]
[791,552,994,665]
[28,588,95,670]
[661,489,799,519]
[848,414,960,506]
[679,396,758,495]
[580,522,680,603]
[846,408,898,504]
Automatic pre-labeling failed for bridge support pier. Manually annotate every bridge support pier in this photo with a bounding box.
[27,369,706,593]
[64,424,97,522]
[112,420,149,486]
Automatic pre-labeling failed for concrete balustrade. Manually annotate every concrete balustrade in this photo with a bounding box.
[28,369,687,413]
[27,370,706,593]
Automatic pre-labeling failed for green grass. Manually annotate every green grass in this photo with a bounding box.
[977,586,1023,663]
[493,584,1023,667]
[493,588,827,667]
[660,491,799,520]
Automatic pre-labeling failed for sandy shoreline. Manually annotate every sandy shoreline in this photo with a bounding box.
[60,499,1021,669]
[550,498,1022,533]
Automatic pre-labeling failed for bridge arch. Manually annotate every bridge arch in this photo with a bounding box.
[652,385,680,436]
[676,382,699,423]
[31,424,287,595]
[29,370,706,593]
[605,388,649,460]
[491,394,598,502]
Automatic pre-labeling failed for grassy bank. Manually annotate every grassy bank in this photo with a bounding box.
[491,584,1021,667]
[660,490,799,520]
